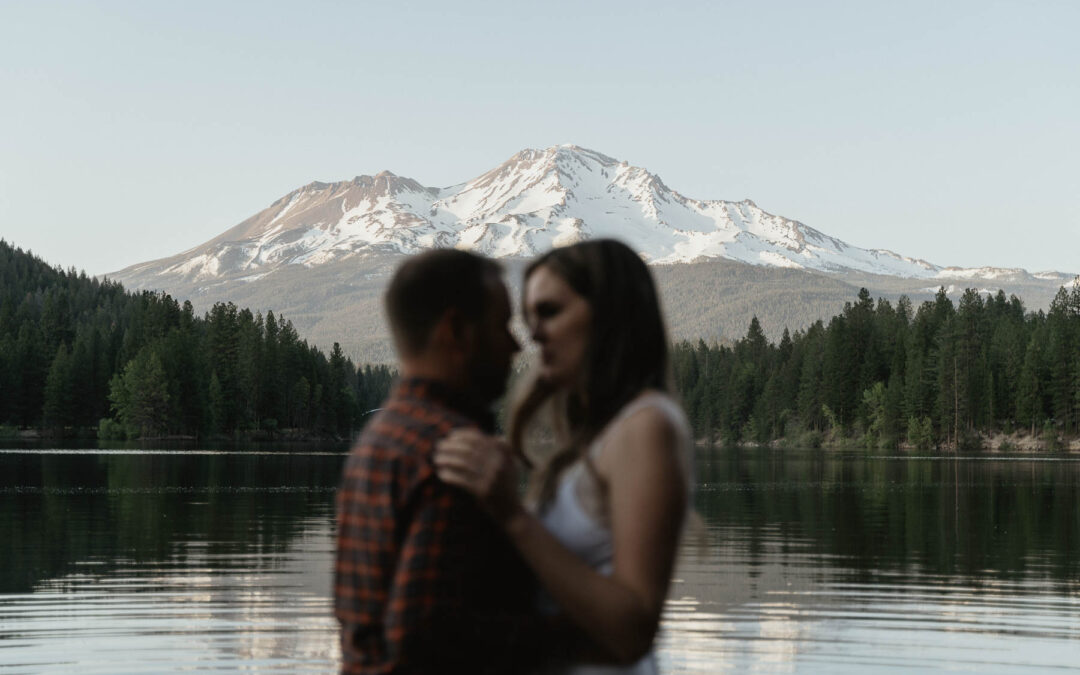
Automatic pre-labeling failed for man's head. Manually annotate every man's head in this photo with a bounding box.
[385,249,519,403]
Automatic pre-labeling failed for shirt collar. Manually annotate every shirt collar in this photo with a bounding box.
[393,376,497,432]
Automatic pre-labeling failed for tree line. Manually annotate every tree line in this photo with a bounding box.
[5,238,1079,449]
[0,240,393,440]
[672,284,1080,450]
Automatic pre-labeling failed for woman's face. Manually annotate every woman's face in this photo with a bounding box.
[524,264,592,389]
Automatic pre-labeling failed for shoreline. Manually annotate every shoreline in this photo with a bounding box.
[0,426,353,448]
[699,431,1080,453]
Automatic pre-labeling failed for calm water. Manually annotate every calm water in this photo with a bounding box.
[1,448,1078,673]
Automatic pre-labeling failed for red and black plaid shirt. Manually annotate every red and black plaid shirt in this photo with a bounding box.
[335,377,558,675]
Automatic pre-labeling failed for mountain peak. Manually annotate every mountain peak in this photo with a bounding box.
[346,171,430,194]
[505,144,620,169]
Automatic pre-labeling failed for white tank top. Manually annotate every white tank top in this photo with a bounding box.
[536,392,692,675]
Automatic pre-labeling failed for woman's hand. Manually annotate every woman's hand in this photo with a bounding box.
[434,428,525,526]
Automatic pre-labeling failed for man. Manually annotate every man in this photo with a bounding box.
[335,249,561,674]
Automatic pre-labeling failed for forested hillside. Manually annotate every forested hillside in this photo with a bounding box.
[118,253,1070,366]
[673,284,1080,450]
[5,238,1078,450]
[0,240,393,439]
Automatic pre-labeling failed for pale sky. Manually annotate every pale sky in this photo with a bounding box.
[1,0,1077,276]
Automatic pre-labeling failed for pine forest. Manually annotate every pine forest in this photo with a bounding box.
[0,240,393,441]
[673,285,1080,450]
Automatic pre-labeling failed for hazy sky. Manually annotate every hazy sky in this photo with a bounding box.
[2,0,1077,276]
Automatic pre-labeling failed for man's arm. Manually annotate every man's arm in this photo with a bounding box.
[381,473,459,669]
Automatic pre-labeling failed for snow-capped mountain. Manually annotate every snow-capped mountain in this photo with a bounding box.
[113,144,1073,285]
[106,145,1078,361]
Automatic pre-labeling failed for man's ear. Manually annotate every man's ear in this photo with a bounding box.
[431,308,475,355]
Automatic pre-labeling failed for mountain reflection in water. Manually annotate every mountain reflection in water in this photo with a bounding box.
[1,449,1079,673]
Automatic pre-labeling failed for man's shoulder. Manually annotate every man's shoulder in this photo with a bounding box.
[350,397,477,463]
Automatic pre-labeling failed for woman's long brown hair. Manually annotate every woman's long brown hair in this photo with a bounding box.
[509,239,670,509]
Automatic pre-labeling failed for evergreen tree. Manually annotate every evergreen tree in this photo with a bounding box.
[1017,328,1048,435]
[862,382,887,449]
[110,346,171,437]
[43,344,74,429]
[208,371,225,436]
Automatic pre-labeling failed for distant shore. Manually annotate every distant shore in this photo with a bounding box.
[700,431,1080,453]
[0,426,353,449]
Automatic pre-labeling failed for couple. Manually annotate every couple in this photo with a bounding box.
[335,239,692,674]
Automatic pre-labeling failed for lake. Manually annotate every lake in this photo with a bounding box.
[1,448,1078,673]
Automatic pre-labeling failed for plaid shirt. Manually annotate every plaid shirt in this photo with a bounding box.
[335,377,558,675]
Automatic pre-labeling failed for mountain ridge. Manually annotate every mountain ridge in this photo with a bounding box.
[112,144,1074,288]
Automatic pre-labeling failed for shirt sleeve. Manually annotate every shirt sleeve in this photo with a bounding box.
[381,472,457,661]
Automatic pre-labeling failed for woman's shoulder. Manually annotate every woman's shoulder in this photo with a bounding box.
[590,391,693,499]
[594,390,691,458]
[613,390,690,434]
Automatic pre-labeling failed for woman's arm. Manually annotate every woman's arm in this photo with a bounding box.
[434,407,687,664]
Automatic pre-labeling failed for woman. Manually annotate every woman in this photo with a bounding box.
[434,239,692,674]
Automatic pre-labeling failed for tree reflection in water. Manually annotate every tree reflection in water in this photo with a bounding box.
[1,451,345,594]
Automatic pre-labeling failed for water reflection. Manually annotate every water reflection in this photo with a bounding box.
[692,449,1080,582]
[2,449,1080,673]
[657,449,1080,673]
[0,451,344,674]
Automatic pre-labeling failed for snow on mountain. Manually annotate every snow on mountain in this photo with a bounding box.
[113,145,1073,283]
